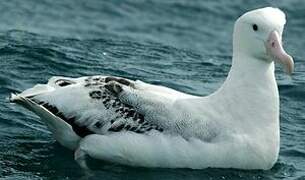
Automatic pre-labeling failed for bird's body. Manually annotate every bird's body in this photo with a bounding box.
[9,7,294,170]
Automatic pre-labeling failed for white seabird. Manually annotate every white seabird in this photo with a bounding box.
[9,7,294,170]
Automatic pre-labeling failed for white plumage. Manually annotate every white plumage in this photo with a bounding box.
[10,7,294,170]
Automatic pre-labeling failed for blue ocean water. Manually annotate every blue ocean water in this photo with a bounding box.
[0,0,304,179]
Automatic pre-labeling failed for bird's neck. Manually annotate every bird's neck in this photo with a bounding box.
[210,52,280,137]
[226,52,277,87]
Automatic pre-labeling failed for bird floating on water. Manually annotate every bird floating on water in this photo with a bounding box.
[10,7,294,170]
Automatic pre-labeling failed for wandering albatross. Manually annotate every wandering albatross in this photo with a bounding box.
[9,7,294,170]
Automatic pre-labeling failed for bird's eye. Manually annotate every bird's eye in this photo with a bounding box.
[55,79,74,87]
[252,24,258,31]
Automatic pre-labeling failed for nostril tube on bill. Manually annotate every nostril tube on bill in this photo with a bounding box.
[266,30,294,75]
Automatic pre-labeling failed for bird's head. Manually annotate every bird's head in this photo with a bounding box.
[233,7,293,75]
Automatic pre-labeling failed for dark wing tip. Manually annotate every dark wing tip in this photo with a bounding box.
[8,93,19,103]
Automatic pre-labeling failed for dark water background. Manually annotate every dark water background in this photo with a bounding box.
[0,0,305,179]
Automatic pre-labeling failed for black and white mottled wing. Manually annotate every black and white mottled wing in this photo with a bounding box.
[27,76,165,138]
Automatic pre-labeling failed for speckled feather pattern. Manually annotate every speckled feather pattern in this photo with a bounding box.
[30,76,164,138]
